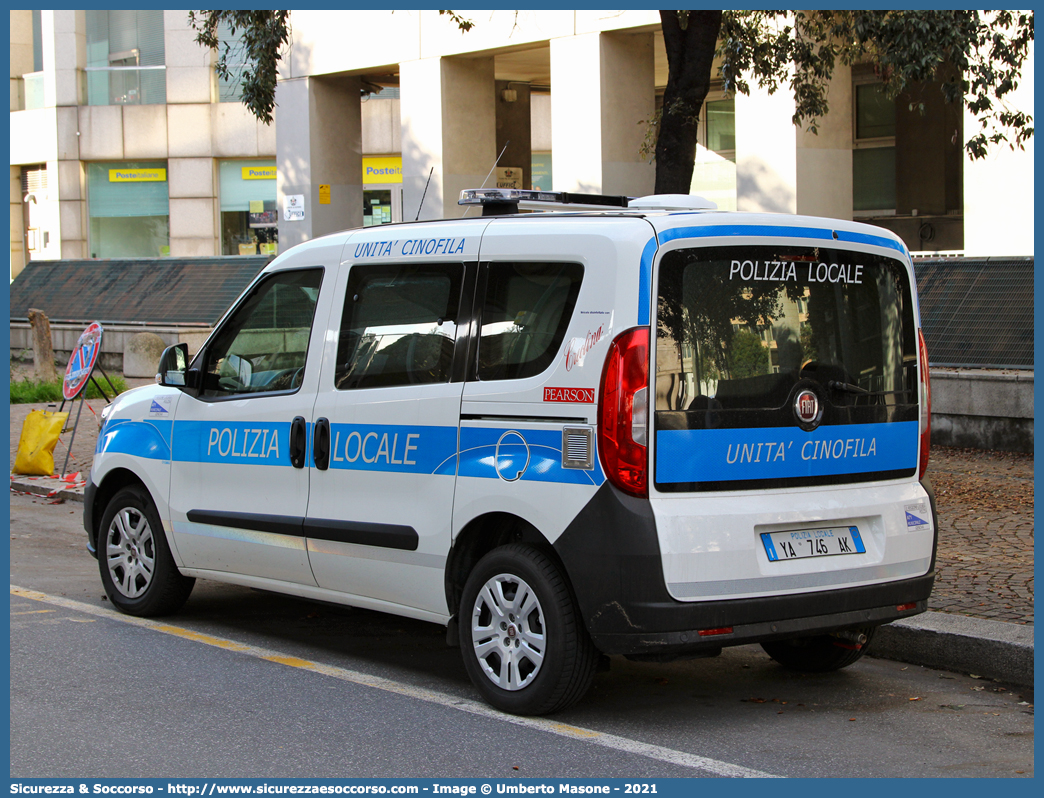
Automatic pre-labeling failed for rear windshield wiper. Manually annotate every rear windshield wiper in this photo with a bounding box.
[828,380,870,396]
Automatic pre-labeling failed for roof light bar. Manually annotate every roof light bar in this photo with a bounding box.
[459,188,717,216]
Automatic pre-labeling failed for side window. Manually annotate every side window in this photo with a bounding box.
[201,268,323,398]
[335,263,463,390]
[477,262,583,381]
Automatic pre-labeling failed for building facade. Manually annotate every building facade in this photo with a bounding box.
[10,10,1034,280]
[10,9,278,278]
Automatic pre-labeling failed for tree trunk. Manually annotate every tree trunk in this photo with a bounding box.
[655,11,724,195]
[28,308,57,382]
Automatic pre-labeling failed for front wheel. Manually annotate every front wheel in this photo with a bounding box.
[98,486,195,617]
[761,626,877,672]
[459,544,597,715]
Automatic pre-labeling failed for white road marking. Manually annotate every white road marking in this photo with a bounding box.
[11,585,782,778]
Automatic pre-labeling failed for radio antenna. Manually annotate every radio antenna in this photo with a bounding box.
[463,142,510,217]
[414,167,434,221]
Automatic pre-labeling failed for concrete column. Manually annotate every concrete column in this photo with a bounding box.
[9,11,40,273]
[167,96,213,256]
[169,158,217,257]
[550,32,654,196]
[276,75,363,249]
[400,56,496,221]
[46,10,84,108]
[11,166,26,279]
[56,158,86,259]
[736,82,797,214]
[360,97,401,155]
[24,11,87,263]
[796,64,852,221]
[10,10,33,111]
[964,41,1033,256]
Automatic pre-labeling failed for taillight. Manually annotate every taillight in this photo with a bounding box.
[598,327,649,497]
[917,328,931,480]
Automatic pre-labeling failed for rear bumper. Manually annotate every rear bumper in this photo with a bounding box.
[554,480,938,657]
[585,580,931,657]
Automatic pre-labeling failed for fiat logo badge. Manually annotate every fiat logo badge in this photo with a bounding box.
[795,389,819,424]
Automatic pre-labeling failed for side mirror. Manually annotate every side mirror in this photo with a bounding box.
[157,343,189,387]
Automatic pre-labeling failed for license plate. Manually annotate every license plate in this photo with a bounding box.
[761,526,865,562]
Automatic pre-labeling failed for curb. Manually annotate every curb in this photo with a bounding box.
[11,476,86,503]
[869,611,1034,687]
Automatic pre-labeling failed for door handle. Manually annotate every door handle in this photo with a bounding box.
[313,417,330,470]
[289,416,307,469]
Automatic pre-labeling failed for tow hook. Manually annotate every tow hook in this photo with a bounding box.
[830,629,868,647]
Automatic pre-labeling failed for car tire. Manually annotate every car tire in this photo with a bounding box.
[761,626,877,672]
[98,486,195,617]
[459,543,598,715]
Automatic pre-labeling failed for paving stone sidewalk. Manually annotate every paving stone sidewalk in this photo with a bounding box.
[10,393,1034,627]
[926,446,1034,625]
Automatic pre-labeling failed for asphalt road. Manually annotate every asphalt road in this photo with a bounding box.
[9,493,1034,779]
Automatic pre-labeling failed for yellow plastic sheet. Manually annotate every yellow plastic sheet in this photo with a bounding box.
[13,410,69,476]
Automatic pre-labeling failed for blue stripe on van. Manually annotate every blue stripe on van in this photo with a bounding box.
[325,423,459,475]
[638,236,659,325]
[656,421,918,484]
[101,418,605,487]
[97,419,173,460]
[657,224,905,253]
[171,420,293,466]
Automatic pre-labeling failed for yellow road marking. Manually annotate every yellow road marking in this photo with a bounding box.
[550,722,601,738]
[11,609,55,615]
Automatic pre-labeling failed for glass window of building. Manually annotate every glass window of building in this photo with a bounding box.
[86,161,169,258]
[853,81,897,213]
[31,10,43,72]
[531,153,553,191]
[363,190,393,227]
[219,160,279,255]
[215,20,251,103]
[705,99,736,154]
[85,10,166,106]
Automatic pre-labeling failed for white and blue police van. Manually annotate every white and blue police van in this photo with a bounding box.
[85,188,937,715]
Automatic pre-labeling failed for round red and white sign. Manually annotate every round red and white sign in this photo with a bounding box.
[63,322,104,400]
[794,389,820,425]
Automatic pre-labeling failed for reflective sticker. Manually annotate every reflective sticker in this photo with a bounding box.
[543,387,595,404]
[905,502,930,530]
[149,396,173,416]
[563,317,612,372]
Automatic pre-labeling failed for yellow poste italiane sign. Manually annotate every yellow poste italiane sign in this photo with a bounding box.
[242,166,277,180]
[363,156,402,185]
[109,168,166,182]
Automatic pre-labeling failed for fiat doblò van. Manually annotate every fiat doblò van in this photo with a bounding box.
[85,188,936,715]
